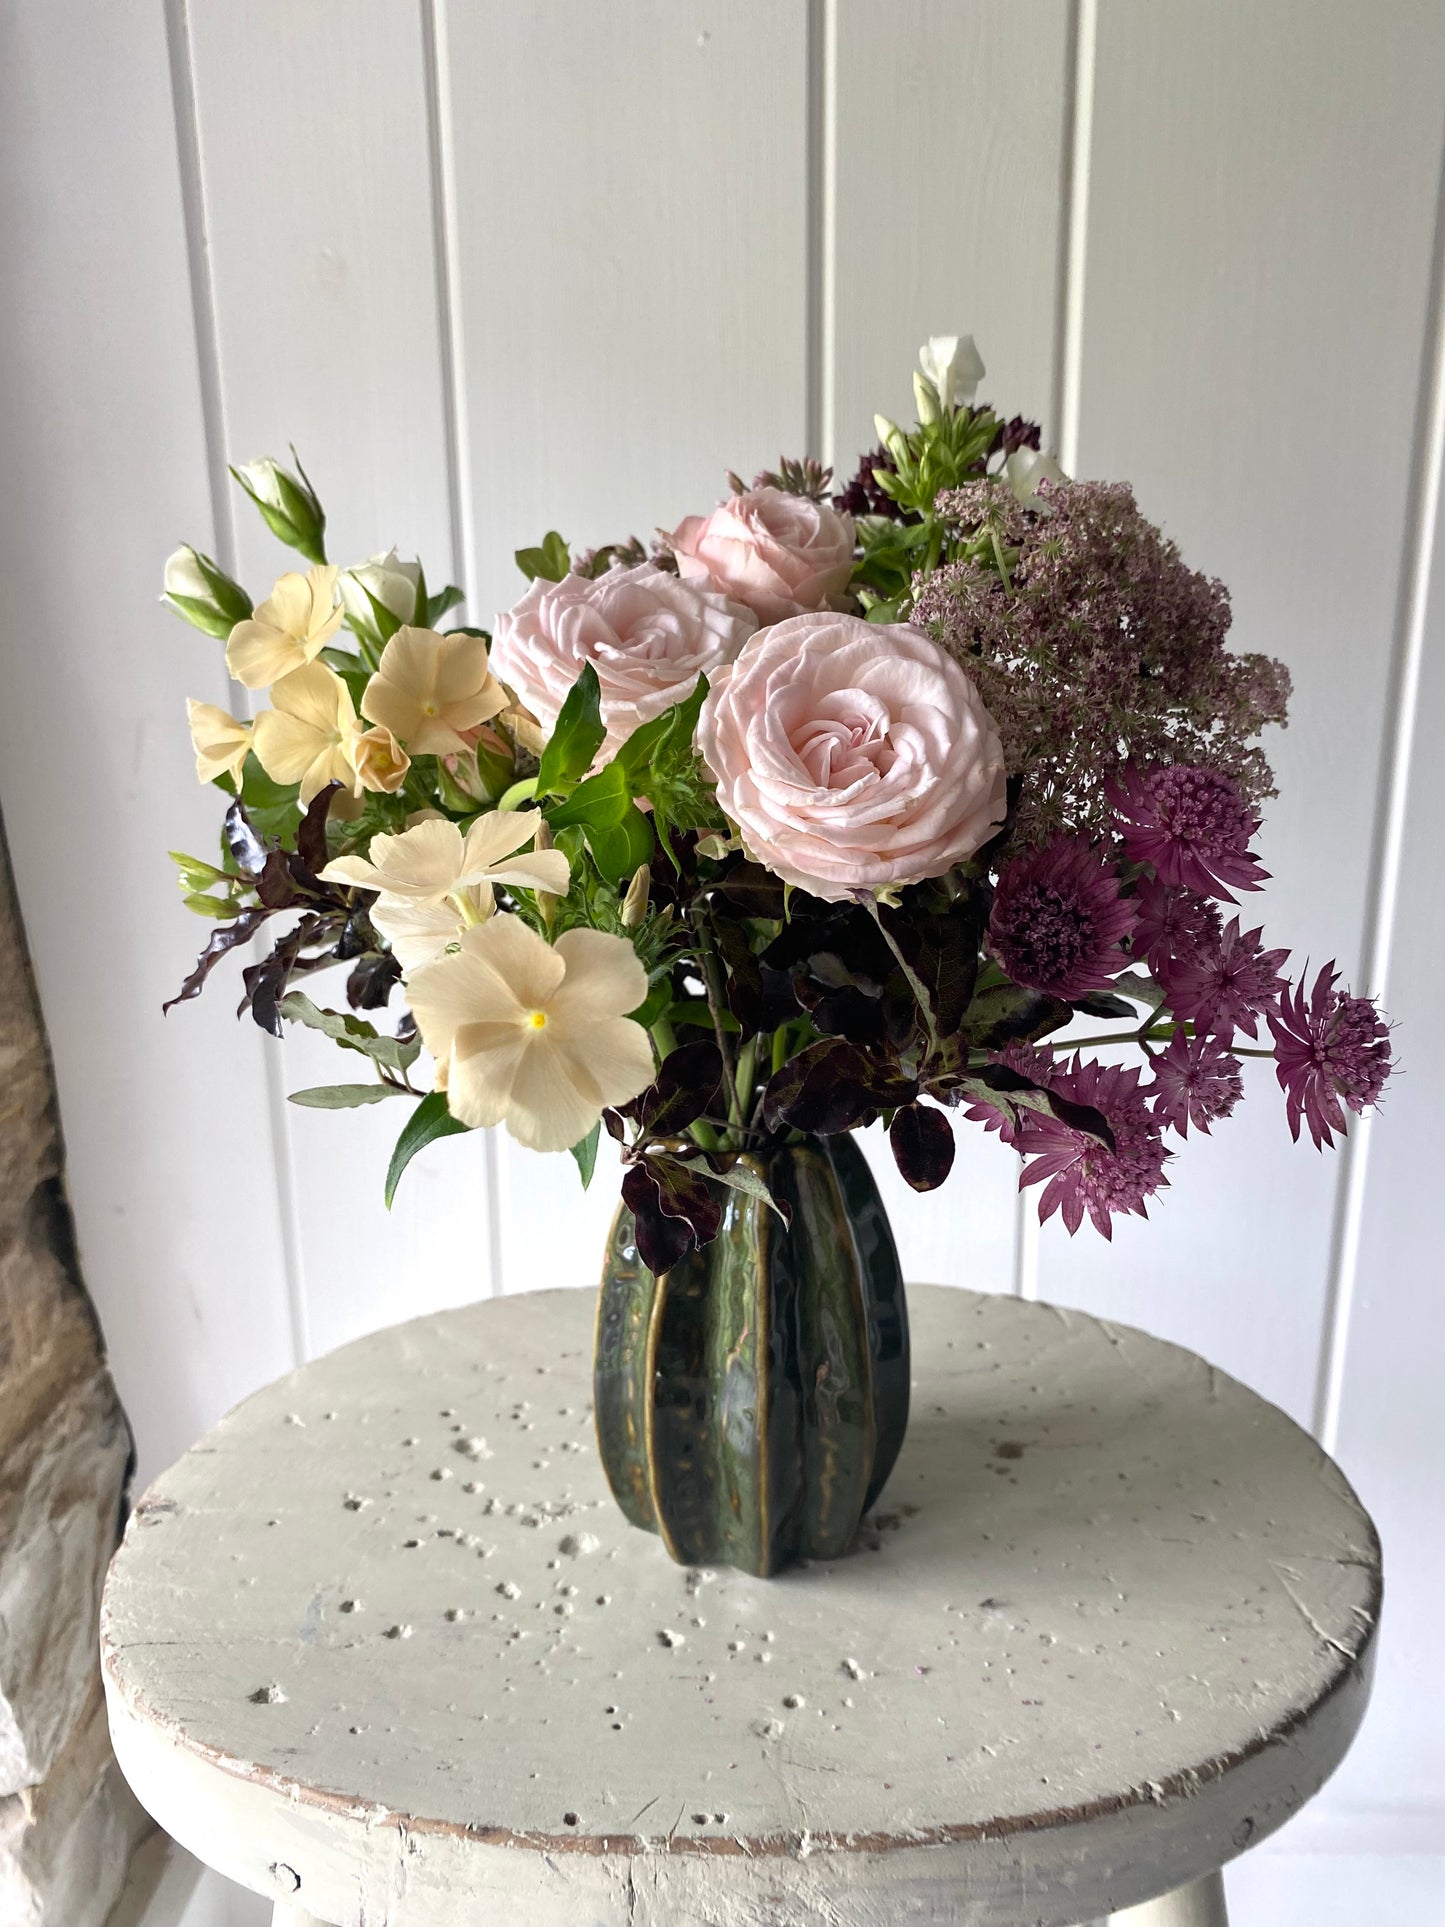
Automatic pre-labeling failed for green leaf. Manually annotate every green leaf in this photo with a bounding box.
[427,584,465,627]
[182,892,241,919]
[170,850,231,892]
[359,582,403,644]
[279,992,421,1074]
[569,1122,600,1189]
[614,674,709,783]
[536,664,605,793]
[514,530,571,583]
[385,1090,470,1208]
[584,804,655,883]
[673,1155,789,1222]
[289,1083,407,1109]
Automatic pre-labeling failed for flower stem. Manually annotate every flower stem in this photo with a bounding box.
[689,906,740,1127]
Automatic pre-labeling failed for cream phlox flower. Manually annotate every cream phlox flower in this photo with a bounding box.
[320,812,572,969]
[252,663,362,804]
[186,700,252,786]
[361,626,507,755]
[406,916,654,1152]
[351,724,411,794]
[225,564,343,689]
[919,334,985,412]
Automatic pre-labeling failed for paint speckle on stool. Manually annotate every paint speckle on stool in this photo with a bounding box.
[249,1683,286,1704]
[269,1862,301,1892]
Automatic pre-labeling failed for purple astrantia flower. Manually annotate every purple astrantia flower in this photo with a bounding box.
[1164,918,1289,1041]
[1107,763,1269,902]
[1147,1030,1244,1137]
[1130,873,1222,980]
[962,1046,1170,1239]
[988,837,1137,1000]
[1268,964,1394,1149]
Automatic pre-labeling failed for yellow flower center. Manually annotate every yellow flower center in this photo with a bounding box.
[525,1009,548,1031]
[423,701,439,716]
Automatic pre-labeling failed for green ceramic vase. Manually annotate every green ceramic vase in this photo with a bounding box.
[593,1133,909,1577]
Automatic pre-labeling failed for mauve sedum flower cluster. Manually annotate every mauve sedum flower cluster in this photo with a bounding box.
[162,333,1394,1245]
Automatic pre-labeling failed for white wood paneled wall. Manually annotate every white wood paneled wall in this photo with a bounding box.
[1,0,1442,1893]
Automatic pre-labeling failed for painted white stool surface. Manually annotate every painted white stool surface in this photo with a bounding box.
[100,1286,1379,1927]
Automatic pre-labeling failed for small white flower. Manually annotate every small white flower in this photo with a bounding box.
[407,916,654,1152]
[225,565,343,690]
[320,813,572,970]
[918,334,986,412]
[186,700,252,786]
[361,626,507,756]
[1005,446,1067,504]
[252,662,361,804]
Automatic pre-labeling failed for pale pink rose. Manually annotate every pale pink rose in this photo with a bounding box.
[490,564,755,758]
[697,612,1007,901]
[670,485,856,624]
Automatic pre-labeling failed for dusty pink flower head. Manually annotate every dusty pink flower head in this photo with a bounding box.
[1147,1030,1244,1138]
[697,611,1007,901]
[988,838,1137,1000]
[1107,763,1268,901]
[1164,917,1289,1041]
[490,563,755,757]
[1269,963,1394,1149]
[963,1046,1170,1239]
[671,485,855,625]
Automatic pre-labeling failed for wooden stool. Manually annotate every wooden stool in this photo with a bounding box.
[101,1286,1379,1926]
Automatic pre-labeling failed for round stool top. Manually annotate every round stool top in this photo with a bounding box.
[101,1286,1379,1927]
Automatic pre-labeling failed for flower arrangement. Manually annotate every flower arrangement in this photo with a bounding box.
[164,335,1393,1269]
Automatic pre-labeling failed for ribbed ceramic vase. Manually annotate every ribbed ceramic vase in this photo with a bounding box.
[593,1133,909,1577]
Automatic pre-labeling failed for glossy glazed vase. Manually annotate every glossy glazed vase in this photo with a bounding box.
[593,1133,909,1577]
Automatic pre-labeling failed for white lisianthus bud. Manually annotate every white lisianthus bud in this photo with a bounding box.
[162,544,252,639]
[620,863,651,929]
[918,334,986,412]
[912,370,942,426]
[231,453,327,564]
[873,414,908,463]
[1005,446,1067,504]
[339,548,424,638]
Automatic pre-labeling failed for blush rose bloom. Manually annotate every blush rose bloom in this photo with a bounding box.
[490,563,755,758]
[670,485,855,625]
[697,612,1008,901]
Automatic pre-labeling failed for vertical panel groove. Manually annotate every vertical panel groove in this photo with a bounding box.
[806,0,837,468]
[1314,114,1445,1450]
[1014,0,1096,1303]
[1056,0,1096,472]
[421,0,502,1297]
[163,0,311,1365]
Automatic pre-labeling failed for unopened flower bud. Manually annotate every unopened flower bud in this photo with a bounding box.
[352,724,411,794]
[621,863,651,928]
[339,548,423,641]
[912,370,942,426]
[162,544,252,639]
[533,817,561,929]
[231,453,327,564]
[1004,446,1067,504]
[873,414,908,463]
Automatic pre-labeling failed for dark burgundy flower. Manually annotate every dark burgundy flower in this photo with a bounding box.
[1147,1030,1244,1137]
[1268,963,1394,1149]
[833,446,908,521]
[1130,873,1222,979]
[988,837,1137,999]
[963,1046,1170,1239]
[1107,763,1268,901]
[1164,918,1288,1041]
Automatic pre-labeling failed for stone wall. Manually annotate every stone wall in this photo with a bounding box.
[0,810,151,1925]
